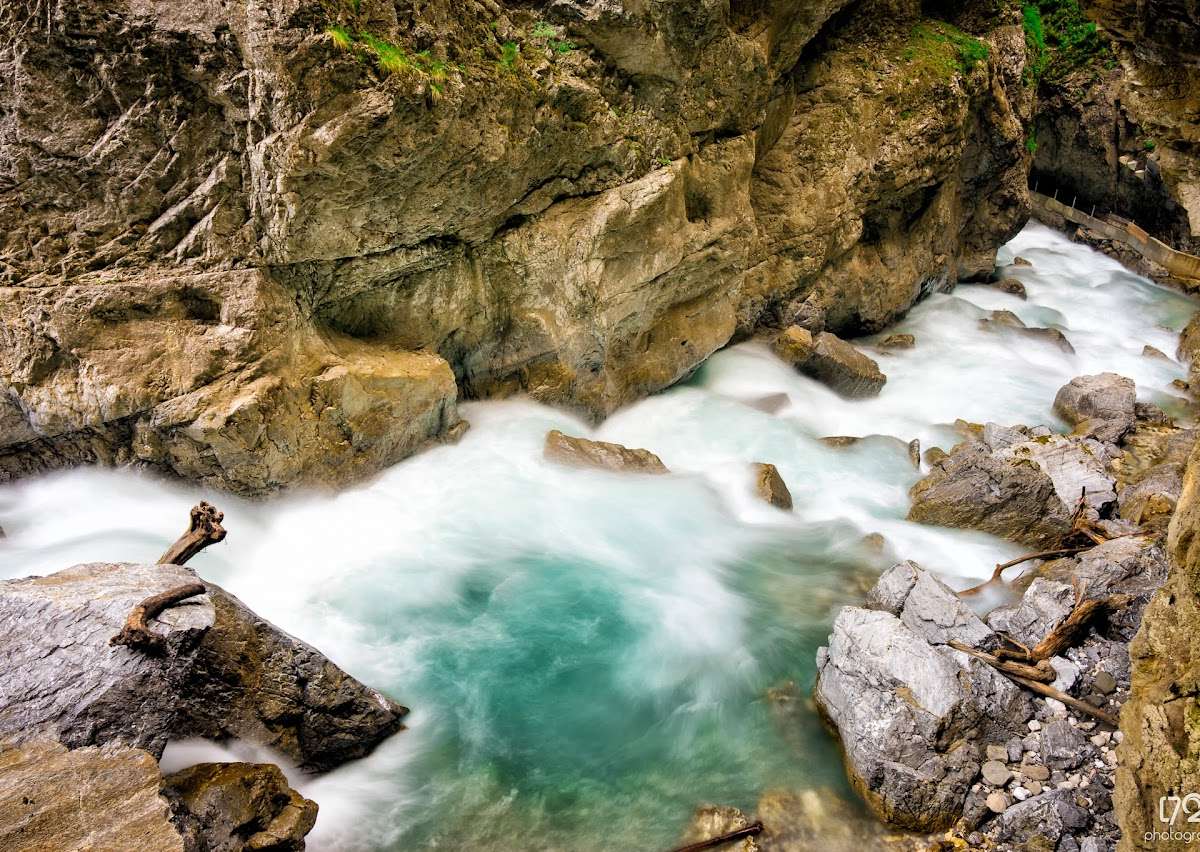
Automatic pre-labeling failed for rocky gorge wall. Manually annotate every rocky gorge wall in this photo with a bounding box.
[0,0,1032,496]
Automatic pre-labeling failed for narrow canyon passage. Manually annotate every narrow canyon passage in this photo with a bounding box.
[0,223,1194,850]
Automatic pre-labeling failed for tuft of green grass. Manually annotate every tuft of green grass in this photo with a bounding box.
[531,21,556,39]
[1022,0,1110,85]
[1144,139,1156,151]
[326,24,354,51]
[499,41,520,69]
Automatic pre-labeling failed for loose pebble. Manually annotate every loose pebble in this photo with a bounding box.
[1028,720,1042,732]
[982,760,1013,787]
[986,792,1009,814]
[1012,786,1030,801]
[986,744,1009,762]
[1094,671,1117,694]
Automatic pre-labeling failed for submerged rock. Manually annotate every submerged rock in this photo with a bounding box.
[752,462,793,510]
[0,738,184,852]
[543,430,669,474]
[773,326,887,398]
[879,333,916,350]
[0,562,406,771]
[907,426,1117,548]
[1053,374,1137,444]
[164,762,317,852]
[979,311,1075,353]
[991,277,1028,298]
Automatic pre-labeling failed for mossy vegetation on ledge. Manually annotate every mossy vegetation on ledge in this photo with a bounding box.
[901,21,990,81]
[1022,0,1112,85]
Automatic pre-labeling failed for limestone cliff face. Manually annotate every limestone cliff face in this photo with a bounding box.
[1033,1,1200,253]
[0,0,1030,495]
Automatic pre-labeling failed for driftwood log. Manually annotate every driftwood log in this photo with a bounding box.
[159,501,226,565]
[111,502,225,652]
[953,591,1130,727]
[670,822,763,852]
[947,641,1055,682]
[110,582,206,652]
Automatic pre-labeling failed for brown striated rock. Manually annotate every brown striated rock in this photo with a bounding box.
[774,326,887,398]
[164,762,317,852]
[543,430,668,475]
[0,738,184,852]
[753,462,793,510]
[0,0,1030,494]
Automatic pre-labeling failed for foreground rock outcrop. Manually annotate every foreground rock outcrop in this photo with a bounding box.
[818,371,1197,850]
[0,0,1030,494]
[0,738,318,852]
[0,562,406,771]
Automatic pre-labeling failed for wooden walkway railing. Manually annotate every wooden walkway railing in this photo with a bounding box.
[1030,191,1200,285]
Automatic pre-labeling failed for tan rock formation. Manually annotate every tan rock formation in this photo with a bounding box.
[0,0,1030,494]
[0,738,184,852]
[1116,438,1200,849]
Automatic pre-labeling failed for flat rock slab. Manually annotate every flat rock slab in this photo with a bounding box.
[0,738,184,852]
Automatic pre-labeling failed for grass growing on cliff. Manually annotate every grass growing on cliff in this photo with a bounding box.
[325,24,458,91]
[1021,0,1111,85]
[902,22,989,80]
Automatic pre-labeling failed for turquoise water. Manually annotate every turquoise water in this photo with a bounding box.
[0,223,1195,850]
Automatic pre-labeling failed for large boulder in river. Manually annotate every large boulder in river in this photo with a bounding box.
[544,430,669,474]
[907,425,1117,549]
[0,562,406,771]
[815,563,1029,830]
[164,762,317,852]
[0,738,185,852]
[772,326,887,398]
[1053,373,1137,444]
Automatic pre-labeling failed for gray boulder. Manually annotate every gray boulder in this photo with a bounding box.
[1054,374,1137,445]
[815,564,1028,831]
[908,427,1116,549]
[773,326,887,398]
[0,562,406,771]
[987,790,1090,846]
[986,578,1075,648]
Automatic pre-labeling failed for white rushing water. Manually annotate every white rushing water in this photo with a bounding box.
[0,223,1195,850]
